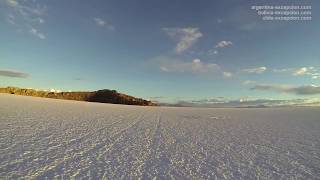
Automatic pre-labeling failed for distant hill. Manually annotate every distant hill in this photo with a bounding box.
[0,87,156,106]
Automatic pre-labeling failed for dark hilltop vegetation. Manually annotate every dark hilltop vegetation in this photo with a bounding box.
[0,87,156,106]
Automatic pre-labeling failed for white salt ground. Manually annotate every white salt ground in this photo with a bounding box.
[0,94,319,179]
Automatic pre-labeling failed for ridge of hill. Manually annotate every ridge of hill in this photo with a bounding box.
[0,87,156,106]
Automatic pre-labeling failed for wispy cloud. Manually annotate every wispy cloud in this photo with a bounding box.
[273,66,320,79]
[162,27,203,54]
[242,80,256,85]
[2,0,47,39]
[94,18,115,31]
[251,84,320,95]
[5,0,18,7]
[208,49,218,55]
[223,72,233,78]
[6,13,16,25]
[215,41,233,48]
[30,27,46,39]
[242,66,267,74]
[208,40,233,55]
[0,69,29,78]
[158,57,220,73]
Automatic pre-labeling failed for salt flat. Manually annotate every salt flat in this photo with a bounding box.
[0,94,319,179]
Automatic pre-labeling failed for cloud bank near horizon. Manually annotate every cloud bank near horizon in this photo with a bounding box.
[0,69,30,78]
[163,97,320,108]
[251,84,320,95]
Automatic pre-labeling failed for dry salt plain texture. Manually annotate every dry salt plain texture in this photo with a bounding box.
[0,94,320,179]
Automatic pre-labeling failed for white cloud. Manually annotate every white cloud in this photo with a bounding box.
[30,27,46,39]
[292,67,317,76]
[208,40,232,56]
[223,72,233,78]
[208,49,218,55]
[5,0,18,7]
[94,18,105,26]
[251,84,320,95]
[163,27,203,54]
[50,89,62,93]
[242,80,256,85]
[242,66,267,74]
[293,67,308,76]
[157,57,220,73]
[94,18,115,31]
[272,68,292,73]
[37,17,45,24]
[215,41,233,48]
[151,56,235,78]
[274,66,319,79]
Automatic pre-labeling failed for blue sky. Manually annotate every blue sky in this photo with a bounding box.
[1,0,320,105]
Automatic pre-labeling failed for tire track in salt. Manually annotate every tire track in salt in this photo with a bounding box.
[27,111,148,179]
[93,111,160,179]
[160,115,209,179]
[140,113,163,179]
[140,112,206,180]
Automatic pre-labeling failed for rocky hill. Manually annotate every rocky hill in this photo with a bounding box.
[0,87,156,106]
